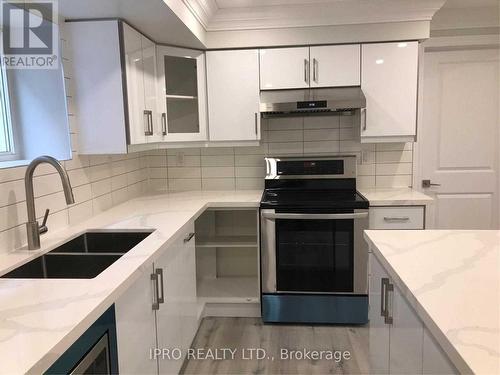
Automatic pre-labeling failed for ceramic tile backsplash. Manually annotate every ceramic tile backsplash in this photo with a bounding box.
[147,115,414,192]
[0,26,148,253]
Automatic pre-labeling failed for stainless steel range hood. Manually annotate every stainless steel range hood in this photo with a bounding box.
[260,87,366,117]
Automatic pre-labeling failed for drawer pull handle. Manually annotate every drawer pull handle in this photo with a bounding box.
[383,217,410,222]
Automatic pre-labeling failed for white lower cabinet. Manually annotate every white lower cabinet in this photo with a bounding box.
[369,253,458,374]
[369,206,425,230]
[156,224,198,375]
[115,263,158,375]
[389,284,423,374]
[422,328,457,375]
[115,223,197,375]
[368,253,390,373]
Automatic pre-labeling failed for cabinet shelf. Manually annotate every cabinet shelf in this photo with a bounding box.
[197,276,259,303]
[196,235,258,248]
[165,94,198,100]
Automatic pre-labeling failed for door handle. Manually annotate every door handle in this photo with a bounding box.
[384,279,394,325]
[381,277,388,318]
[144,110,153,136]
[422,179,441,188]
[156,268,164,304]
[161,112,167,136]
[184,232,195,243]
[304,59,310,84]
[254,112,258,136]
[261,211,368,220]
[361,108,367,131]
[151,271,159,310]
[313,58,318,83]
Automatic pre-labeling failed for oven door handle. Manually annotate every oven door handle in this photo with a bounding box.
[261,212,368,220]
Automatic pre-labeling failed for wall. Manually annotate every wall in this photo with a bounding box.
[148,115,414,192]
[0,25,148,253]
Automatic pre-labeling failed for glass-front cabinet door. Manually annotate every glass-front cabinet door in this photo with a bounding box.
[156,46,208,142]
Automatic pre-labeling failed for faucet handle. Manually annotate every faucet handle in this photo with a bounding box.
[39,209,50,235]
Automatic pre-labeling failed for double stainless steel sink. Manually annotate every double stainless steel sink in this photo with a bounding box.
[1,231,153,279]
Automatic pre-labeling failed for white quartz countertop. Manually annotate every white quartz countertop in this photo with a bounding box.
[359,187,433,206]
[364,230,500,375]
[0,190,262,374]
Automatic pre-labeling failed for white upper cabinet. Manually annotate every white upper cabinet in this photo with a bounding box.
[361,41,419,142]
[259,45,360,90]
[207,49,260,141]
[68,20,160,153]
[310,45,360,87]
[123,24,159,145]
[259,47,310,90]
[156,46,208,142]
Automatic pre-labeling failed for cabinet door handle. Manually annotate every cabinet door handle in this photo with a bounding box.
[151,272,159,310]
[184,232,195,243]
[361,108,367,131]
[156,268,164,304]
[149,111,154,135]
[383,217,410,222]
[384,281,394,325]
[304,59,310,84]
[313,58,318,83]
[381,277,388,318]
[161,112,167,135]
[144,110,153,136]
[254,112,258,136]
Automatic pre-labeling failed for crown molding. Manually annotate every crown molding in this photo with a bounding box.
[183,0,218,29]
[184,0,446,32]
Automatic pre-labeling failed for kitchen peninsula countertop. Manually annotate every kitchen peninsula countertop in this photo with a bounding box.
[364,229,500,375]
[0,190,262,374]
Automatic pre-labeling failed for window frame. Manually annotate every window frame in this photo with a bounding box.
[0,29,20,163]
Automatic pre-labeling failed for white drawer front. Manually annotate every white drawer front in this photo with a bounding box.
[369,206,424,229]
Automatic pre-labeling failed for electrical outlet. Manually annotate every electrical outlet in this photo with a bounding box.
[361,150,371,164]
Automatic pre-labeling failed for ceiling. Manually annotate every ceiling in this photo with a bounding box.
[185,0,447,31]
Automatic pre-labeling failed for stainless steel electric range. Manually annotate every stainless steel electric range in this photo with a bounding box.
[259,156,369,324]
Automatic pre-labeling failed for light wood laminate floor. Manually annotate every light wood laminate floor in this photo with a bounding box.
[181,317,370,374]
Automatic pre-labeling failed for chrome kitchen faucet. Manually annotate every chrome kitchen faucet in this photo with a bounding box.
[25,156,75,250]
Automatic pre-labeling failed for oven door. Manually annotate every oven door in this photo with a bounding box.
[260,209,368,295]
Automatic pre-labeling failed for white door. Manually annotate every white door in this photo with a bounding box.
[420,48,499,229]
[157,46,208,142]
[115,264,158,375]
[206,49,260,141]
[310,45,360,87]
[122,23,147,145]
[368,253,390,374]
[259,47,310,90]
[361,42,418,142]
